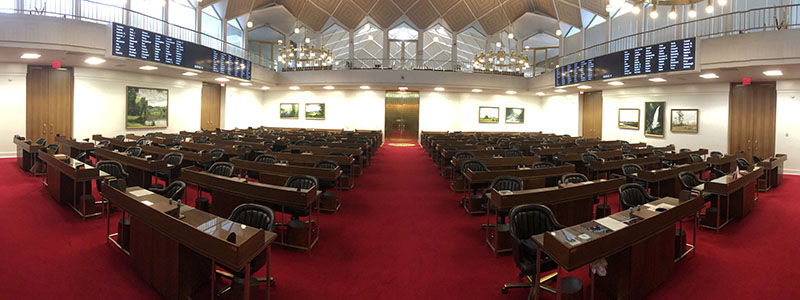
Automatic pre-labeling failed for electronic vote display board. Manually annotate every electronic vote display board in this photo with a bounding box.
[555,37,695,87]
[111,23,251,80]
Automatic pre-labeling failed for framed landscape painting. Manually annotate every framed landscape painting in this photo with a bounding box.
[671,109,699,133]
[479,106,500,123]
[644,101,665,137]
[280,103,299,119]
[618,108,640,130]
[305,103,326,120]
[505,107,525,124]
[126,86,168,128]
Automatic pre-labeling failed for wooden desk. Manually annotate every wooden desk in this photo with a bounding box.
[268,152,355,190]
[286,145,364,177]
[589,157,662,174]
[180,167,320,250]
[462,165,575,215]
[95,147,170,189]
[696,168,764,232]
[630,145,676,156]
[757,154,787,192]
[92,135,136,150]
[103,185,276,300]
[706,154,742,173]
[533,196,703,300]
[449,156,540,181]
[664,149,709,164]
[485,175,625,255]
[631,162,707,197]
[40,151,108,219]
[140,145,212,165]
[178,141,239,156]
[13,137,41,172]
[56,136,94,157]
[125,133,169,146]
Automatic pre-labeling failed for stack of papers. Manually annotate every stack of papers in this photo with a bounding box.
[595,217,628,231]
[130,189,154,197]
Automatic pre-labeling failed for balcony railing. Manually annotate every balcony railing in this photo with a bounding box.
[560,4,800,66]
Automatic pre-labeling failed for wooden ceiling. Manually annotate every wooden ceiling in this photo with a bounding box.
[249,0,605,34]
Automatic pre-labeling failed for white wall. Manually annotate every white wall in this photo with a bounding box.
[0,63,27,157]
[262,89,384,130]
[776,80,800,173]
[456,92,541,132]
[539,94,580,136]
[223,86,266,129]
[73,68,203,140]
[600,83,730,152]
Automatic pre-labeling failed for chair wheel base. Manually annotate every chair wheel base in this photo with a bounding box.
[501,287,508,294]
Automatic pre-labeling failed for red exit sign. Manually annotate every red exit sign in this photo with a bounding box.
[743,77,751,85]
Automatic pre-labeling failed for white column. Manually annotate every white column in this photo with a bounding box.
[383,29,389,67]
[451,31,458,71]
[416,28,423,68]
[348,30,355,65]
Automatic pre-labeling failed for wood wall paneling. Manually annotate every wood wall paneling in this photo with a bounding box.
[26,66,74,148]
[728,82,777,160]
[201,83,222,131]
[582,91,603,139]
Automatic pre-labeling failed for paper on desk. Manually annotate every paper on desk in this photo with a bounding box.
[595,217,628,232]
[130,189,154,197]
[644,203,675,212]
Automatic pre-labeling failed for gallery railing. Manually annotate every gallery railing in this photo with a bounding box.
[560,4,800,65]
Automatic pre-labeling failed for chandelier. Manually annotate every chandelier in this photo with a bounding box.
[472,49,530,73]
[277,42,334,69]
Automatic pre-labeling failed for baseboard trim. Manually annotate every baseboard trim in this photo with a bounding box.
[784,169,800,176]
[0,152,16,158]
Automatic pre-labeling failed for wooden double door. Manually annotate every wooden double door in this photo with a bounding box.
[200,82,222,130]
[26,66,74,147]
[581,91,603,139]
[728,82,777,161]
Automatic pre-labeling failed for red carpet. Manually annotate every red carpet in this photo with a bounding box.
[0,145,799,299]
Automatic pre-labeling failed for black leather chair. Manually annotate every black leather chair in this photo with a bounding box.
[532,162,555,168]
[216,203,275,297]
[255,154,278,163]
[621,145,632,154]
[136,138,150,146]
[200,148,225,169]
[95,160,129,214]
[149,180,186,201]
[124,146,142,157]
[561,173,602,207]
[314,160,339,199]
[114,135,125,141]
[736,157,751,170]
[622,154,637,160]
[294,140,311,146]
[454,151,476,159]
[44,144,59,154]
[502,204,564,297]
[580,153,601,179]
[461,160,489,207]
[652,150,672,167]
[279,175,316,220]
[622,163,646,186]
[752,155,764,164]
[504,149,524,158]
[152,153,184,189]
[680,148,691,153]
[710,151,724,159]
[145,133,157,138]
[619,183,658,210]
[208,162,234,177]
[574,138,586,145]
[690,154,704,163]
[481,176,523,229]
[34,138,46,145]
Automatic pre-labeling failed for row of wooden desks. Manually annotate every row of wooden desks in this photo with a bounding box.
[462,165,576,215]
[13,137,41,172]
[55,136,95,157]
[179,167,321,251]
[92,134,136,150]
[630,162,708,198]
[485,175,626,255]
[532,196,703,300]
[695,167,763,232]
[40,151,109,219]
[103,184,276,300]
[94,147,171,189]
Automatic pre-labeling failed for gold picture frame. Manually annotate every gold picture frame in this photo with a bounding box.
[280,103,299,119]
[505,107,525,124]
[478,106,500,123]
[671,109,699,133]
[126,86,169,129]
[305,103,326,120]
[618,108,640,130]
[644,101,665,137]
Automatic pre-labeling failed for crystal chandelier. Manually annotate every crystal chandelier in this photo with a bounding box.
[277,41,334,69]
[473,49,530,73]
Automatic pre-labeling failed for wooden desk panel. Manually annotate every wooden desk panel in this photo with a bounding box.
[757,154,787,192]
[14,138,41,172]
[56,136,94,157]
[95,147,169,189]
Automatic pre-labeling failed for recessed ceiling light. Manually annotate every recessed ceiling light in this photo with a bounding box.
[763,70,783,76]
[289,86,300,90]
[240,82,252,86]
[139,66,158,70]
[649,77,667,82]
[215,77,230,82]
[472,89,483,93]
[360,85,370,90]
[577,85,591,89]
[84,57,106,65]
[536,92,545,96]
[20,53,41,59]
[699,73,719,79]
[506,90,517,95]
[182,72,198,76]
[398,86,408,90]
[323,85,335,90]
[554,89,567,93]
[434,87,445,92]
[246,21,253,28]
[261,86,270,90]
[608,81,624,86]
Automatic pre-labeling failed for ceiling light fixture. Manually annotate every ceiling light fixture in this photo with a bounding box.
[294,27,300,34]
[554,89,567,93]
[608,81,624,86]
[434,87,445,92]
[718,0,727,6]
[182,71,198,76]
[507,33,514,39]
[84,57,106,65]
[139,66,158,70]
[699,73,719,79]
[577,85,591,89]
[240,82,252,86]
[246,21,253,28]
[632,2,641,15]
[688,3,697,18]
[323,85,335,90]
[20,53,41,59]
[495,42,502,48]
[360,85,370,90]
[555,28,562,36]
[706,0,714,13]
[289,86,300,90]
[506,90,517,95]
[763,70,783,76]
[650,4,659,19]
[669,6,677,19]
[364,24,371,31]
[649,77,667,82]
[472,89,483,93]
[215,77,230,82]
[536,92,545,96]
[261,86,270,90]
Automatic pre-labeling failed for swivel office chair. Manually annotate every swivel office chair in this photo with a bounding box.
[461,160,489,208]
[480,176,523,229]
[690,154,704,163]
[622,154,637,160]
[95,160,129,214]
[151,153,184,189]
[34,138,46,145]
[680,148,692,153]
[255,154,279,164]
[124,146,142,157]
[149,180,186,201]
[45,144,59,154]
[581,153,602,179]
[502,204,572,298]
[278,175,317,225]
[652,149,672,167]
[114,135,125,141]
[752,155,764,164]
[622,163,646,186]
[532,162,555,168]
[621,145,632,154]
[208,162,234,177]
[294,140,312,146]
[199,148,225,169]
[145,133,157,138]
[618,183,659,210]
[562,173,604,214]
[215,203,275,297]
[504,149,524,158]
[710,151,724,159]
[736,157,751,170]
[314,160,339,202]
[136,138,150,146]
[454,151,476,159]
